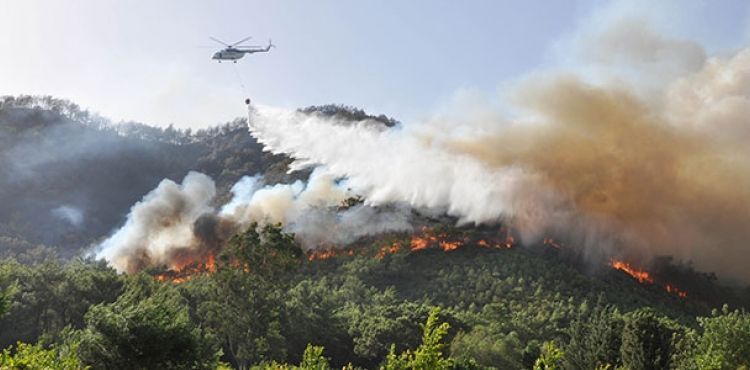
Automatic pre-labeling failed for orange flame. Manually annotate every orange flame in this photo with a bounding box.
[610,259,687,298]
[665,283,688,298]
[306,248,358,261]
[376,243,402,259]
[543,237,562,249]
[307,249,338,261]
[610,260,655,283]
[410,237,430,251]
[155,226,518,282]
[154,252,217,284]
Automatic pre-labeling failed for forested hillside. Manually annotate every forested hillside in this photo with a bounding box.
[0,226,748,369]
[0,96,749,369]
[0,96,345,261]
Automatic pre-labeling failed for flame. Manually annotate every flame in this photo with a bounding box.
[410,237,430,251]
[307,249,339,261]
[306,248,358,261]
[543,237,562,249]
[154,226,518,282]
[153,252,217,283]
[310,226,516,263]
[610,260,655,283]
[610,259,688,298]
[409,229,462,252]
[665,283,688,298]
[376,243,402,259]
[505,236,515,248]
[151,229,686,300]
[439,241,461,251]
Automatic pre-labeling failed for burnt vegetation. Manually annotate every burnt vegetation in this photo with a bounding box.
[0,96,749,369]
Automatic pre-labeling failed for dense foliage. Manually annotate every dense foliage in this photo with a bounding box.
[0,225,748,369]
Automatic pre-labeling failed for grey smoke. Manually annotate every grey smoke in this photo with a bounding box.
[97,169,412,273]
[51,205,84,228]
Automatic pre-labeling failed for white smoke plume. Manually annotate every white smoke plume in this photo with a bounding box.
[98,15,750,283]
[219,170,412,248]
[97,169,412,273]
[96,172,218,273]
[245,45,750,283]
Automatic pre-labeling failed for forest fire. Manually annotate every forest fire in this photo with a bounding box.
[307,226,516,262]
[398,226,515,254]
[307,248,355,261]
[152,228,686,301]
[543,237,562,249]
[154,253,217,283]
[376,243,402,259]
[665,284,688,298]
[306,249,338,261]
[610,260,654,283]
[609,259,688,298]
[407,226,462,252]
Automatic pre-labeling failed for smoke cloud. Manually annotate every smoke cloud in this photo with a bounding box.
[51,205,85,228]
[98,17,750,283]
[97,169,412,273]
[245,46,750,283]
[96,172,218,273]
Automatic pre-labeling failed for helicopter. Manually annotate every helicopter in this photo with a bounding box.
[210,36,273,63]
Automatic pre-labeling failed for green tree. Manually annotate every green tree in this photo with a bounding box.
[693,306,750,370]
[282,278,352,365]
[298,344,331,370]
[564,302,623,369]
[197,269,286,370]
[340,289,441,365]
[74,274,220,370]
[0,260,122,348]
[381,307,453,370]
[250,344,340,370]
[0,270,11,319]
[620,308,679,370]
[221,223,302,280]
[450,327,524,369]
[195,224,302,369]
[0,341,85,370]
[534,341,564,370]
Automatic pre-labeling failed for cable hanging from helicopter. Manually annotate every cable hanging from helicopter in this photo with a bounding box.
[208,35,274,105]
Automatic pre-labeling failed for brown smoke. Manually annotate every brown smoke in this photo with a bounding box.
[448,59,750,282]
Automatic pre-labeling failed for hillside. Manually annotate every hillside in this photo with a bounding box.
[0,97,395,261]
[0,226,748,369]
[0,96,748,369]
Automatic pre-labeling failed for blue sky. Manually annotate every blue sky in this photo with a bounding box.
[1,1,748,128]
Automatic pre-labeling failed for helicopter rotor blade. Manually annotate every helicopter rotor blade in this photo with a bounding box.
[231,36,253,46]
[209,37,230,46]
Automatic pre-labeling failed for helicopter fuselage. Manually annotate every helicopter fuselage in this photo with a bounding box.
[210,37,272,62]
[212,48,246,61]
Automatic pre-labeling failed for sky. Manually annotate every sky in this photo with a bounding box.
[1,0,749,128]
